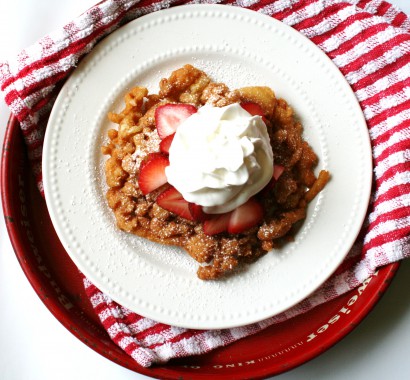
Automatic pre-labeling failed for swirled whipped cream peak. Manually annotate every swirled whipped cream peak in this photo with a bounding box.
[165,103,274,214]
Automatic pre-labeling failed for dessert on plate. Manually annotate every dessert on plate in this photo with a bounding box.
[102,64,330,280]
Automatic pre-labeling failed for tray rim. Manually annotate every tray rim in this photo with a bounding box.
[1,114,401,379]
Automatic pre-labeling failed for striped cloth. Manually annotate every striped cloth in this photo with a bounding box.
[1,0,410,367]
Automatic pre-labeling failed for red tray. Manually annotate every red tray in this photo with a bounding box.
[1,115,399,379]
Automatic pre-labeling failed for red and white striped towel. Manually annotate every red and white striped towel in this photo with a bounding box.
[1,0,410,368]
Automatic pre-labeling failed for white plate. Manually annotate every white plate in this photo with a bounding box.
[43,4,372,329]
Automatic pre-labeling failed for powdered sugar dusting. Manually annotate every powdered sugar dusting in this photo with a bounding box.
[132,128,161,169]
[192,57,263,89]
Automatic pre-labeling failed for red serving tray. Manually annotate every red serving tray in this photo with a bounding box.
[1,115,399,379]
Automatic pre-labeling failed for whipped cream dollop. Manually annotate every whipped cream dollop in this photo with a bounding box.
[165,103,274,214]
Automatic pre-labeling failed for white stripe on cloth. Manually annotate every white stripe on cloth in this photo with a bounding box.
[345,41,410,85]
[369,107,410,139]
[3,0,132,74]
[364,214,410,245]
[356,236,410,281]
[364,87,410,120]
[127,318,158,335]
[258,0,300,16]
[374,149,410,179]
[5,85,55,124]
[89,291,111,308]
[300,4,358,41]
[130,346,160,366]
[368,193,410,224]
[107,322,134,338]
[117,335,136,350]
[374,167,410,198]
[355,62,410,102]
[359,0,384,15]
[138,325,187,347]
[332,25,405,68]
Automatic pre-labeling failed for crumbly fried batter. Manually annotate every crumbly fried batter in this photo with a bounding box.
[102,64,329,280]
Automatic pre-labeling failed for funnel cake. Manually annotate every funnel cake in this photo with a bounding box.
[102,65,329,280]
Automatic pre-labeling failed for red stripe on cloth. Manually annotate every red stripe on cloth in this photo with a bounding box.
[372,120,410,149]
[4,68,71,110]
[253,0,311,20]
[392,12,408,29]
[374,136,410,164]
[351,51,410,90]
[376,161,410,187]
[271,0,319,23]
[368,205,410,232]
[122,310,146,328]
[360,78,410,110]
[134,0,166,8]
[322,21,390,59]
[18,87,61,137]
[373,182,410,205]
[135,323,171,341]
[100,315,119,330]
[364,225,410,252]
[336,33,410,75]
[84,282,99,297]
[17,96,54,130]
[4,89,23,110]
[147,329,205,351]
[1,0,147,92]
[356,0,375,10]
[291,2,351,33]
[93,300,111,316]
[310,12,375,49]
[375,1,394,18]
[247,0,282,12]
[108,329,133,344]
[147,329,205,350]
[366,98,410,127]
[122,339,140,354]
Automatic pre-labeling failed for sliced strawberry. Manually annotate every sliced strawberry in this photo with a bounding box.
[240,102,268,124]
[139,152,166,172]
[203,212,232,236]
[138,154,169,195]
[273,164,285,180]
[155,103,197,139]
[227,198,263,234]
[188,203,211,222]
[259,164,285,195]
[159,133,175,154]
[157,187,194,221]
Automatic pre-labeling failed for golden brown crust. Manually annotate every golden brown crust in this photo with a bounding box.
[102,64,329,280]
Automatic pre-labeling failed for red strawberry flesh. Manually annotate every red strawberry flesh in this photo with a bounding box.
[203,212,232,236]
[188,203,211,222]
[227,198,264,234]
[240,101,268,124]
[139,152,166,172]
[273,164,285,180]
[157,187,194,221]
[138,154,169,195]
[155,103,197,139]
[159,133,175,154]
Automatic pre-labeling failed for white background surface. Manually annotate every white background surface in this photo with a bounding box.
[0,1,409,379]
